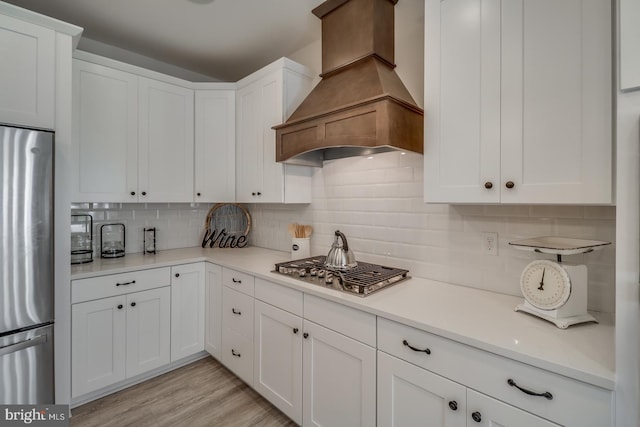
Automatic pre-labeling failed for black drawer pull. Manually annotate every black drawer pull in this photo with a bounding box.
[232,308,241,315]
[231,349,241,357]
[471,411,482,423]
[448,401,457,411]
[403,339,431,355]
[303,332,309,339]
[507,379,553,400]
[232,278,242,284]
[293,328,299,334]
[117,304,123,310]
[116,280,136,286]
[130,302,136,307]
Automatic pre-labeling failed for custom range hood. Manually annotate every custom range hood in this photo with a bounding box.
[273,0,424,167]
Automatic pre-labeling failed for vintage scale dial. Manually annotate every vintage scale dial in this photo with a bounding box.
[520,260,571,310]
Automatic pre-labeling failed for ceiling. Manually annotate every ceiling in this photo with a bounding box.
[4,0,324,81]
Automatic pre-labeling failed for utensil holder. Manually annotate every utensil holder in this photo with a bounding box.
[292,237,310,259]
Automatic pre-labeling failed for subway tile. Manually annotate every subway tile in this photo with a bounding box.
[529,205,584,218]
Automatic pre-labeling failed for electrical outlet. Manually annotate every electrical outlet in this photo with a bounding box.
[483,232,498,256]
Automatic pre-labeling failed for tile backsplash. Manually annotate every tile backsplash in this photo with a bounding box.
[71,202,215,256]
[248,151,616,314]
[72,151,616,314]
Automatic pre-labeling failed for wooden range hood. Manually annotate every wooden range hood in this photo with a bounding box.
[273,0,424,167]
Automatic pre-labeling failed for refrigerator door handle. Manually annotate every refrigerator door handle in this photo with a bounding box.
[0,334,47,357]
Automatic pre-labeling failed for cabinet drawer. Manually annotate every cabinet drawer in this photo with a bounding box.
[222,287,254,340]
[221,330,253,386]
[72,268,171,303]
[378,318,612,427]
[304,294,376,347]
[255,278,303,316]
[222,267,255,296]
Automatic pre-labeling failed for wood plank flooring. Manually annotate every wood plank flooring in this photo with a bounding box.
[70,357,297,427]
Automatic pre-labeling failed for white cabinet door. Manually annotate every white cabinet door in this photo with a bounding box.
[205,263,222,359]
[424,0,501,203]
[254,300,303,425]
[236,78,266,203]
[378,351,466,427]
[467,389,560,427]
[235,59,312,204]
[71,295,126,397]
[194,90,235,202]
[302,320,376,427]
[0,14,55,129]
[72,60,138,202]
[424,0,611,205]
[125,287,171,378]
[170,263,205,361]
[138,77,194,202]
[500,0,611,204]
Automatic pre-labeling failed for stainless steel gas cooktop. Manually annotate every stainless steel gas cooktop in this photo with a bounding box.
[273,256,410,297]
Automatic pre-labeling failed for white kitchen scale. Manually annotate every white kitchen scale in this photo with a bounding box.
[508,237,611,329]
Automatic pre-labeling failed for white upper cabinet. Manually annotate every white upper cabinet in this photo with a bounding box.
[139,77,194,202]
[235,58,314,204]
[72,60,138,202]
[424,0,612,204]
[194,89,236,202]
[0,14,55,129]
[72,57,195,203]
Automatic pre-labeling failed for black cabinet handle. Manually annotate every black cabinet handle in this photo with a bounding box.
[471,411,482,423]
[507,379,553,400]
[252,192,256,196]
[448,401,458,411]
[117,304,123,310]
[303,332,309,339]
[232,308,241,315]
[130,191,136,196]
[197,192,201,196]
[175,273,180,278]
[403,339,431,355]
[484,181,493,189]
[257,192,261,196]
[231,349,241,357]
[505,181,515,189]
[141,191,147,196]
[293,328,299,334]
[116,280,136,287]
[130,302,136,307]
[232,278,242,284]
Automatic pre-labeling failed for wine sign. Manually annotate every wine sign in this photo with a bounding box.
[201,203,251,249]
[202,228,247,248]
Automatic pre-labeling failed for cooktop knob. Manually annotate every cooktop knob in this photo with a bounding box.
[298,269,306,277]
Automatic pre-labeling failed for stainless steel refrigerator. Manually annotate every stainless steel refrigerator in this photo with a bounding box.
[0,124,55,404]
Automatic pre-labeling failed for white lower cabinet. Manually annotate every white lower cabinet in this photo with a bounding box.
[254,300,303,424]
[170,263,205,361]
[377,351,558,427]
[71,295,126,397]
[221,286,254,385]
[378,351,466,427]
[205,263,223,359]
[302,320,376,427]
[124,287,171,378]
[466,389,559,427]
[71,286,170,398]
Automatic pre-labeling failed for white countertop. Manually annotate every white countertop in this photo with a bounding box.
[71,246,615,391]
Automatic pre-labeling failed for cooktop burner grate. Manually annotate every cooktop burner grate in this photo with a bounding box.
[273,256,409,296]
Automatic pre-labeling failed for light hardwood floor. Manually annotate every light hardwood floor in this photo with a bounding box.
[70,357,297,427]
